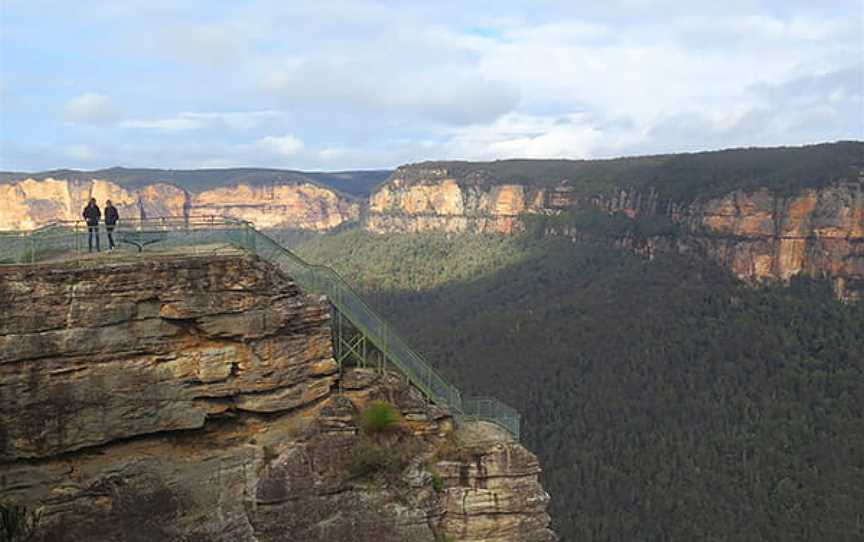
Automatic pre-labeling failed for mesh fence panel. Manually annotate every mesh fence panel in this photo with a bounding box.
[0,217,520,439]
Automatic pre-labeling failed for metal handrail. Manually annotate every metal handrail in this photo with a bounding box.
[0,216,521,439]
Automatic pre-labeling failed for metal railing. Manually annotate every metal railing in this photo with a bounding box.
[0,216,521,439]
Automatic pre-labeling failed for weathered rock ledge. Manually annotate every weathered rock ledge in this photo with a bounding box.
[0,250,337,460]
[365,167,864,300]
[0,251,556,541]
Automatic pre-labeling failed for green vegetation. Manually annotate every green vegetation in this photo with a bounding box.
[408,140,862,203]
[4,143,858,205]
[522,208,681,240]
[0,166,390,197]
[358,401,403,434]
[294,228,529,293]
[349,401,415,481]
[4,142,859,206]
[430,469,444,493]
[349,438,405,480]
[294,227,864,542]
[262,445,279,465]
[304,170,392,197]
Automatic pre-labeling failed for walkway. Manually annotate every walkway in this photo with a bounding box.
[0,217,521,439]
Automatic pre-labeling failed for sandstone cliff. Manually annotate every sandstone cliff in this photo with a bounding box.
[0,177,359,230]
[0,249,556,541]
[367,171,547,234]
[365,165,864,300]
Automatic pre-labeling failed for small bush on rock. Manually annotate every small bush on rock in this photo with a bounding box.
[349,438,402,479]
[358,401,402,435]
[430,469,444,493]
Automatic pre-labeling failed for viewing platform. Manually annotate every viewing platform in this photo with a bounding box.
[0,216,521,439]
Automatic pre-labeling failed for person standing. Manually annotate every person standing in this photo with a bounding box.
[104,200,119,251]
[82,198,101,252]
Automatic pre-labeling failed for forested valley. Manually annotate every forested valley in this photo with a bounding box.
[282,228,864,542]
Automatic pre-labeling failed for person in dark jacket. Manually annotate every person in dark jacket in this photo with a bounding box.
[104,200,119,250]
[82,198,101,252]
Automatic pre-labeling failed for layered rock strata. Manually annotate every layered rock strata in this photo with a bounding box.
[0,249,338,459]
[367,174,546,234]
[437,422,556,542]
[0,177,358,230]
[366,166,864,300]
[0,250,555,541]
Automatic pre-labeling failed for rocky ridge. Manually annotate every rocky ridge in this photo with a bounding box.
[0,177,359,230]
[0,249,556,541]
[365,165,864,300]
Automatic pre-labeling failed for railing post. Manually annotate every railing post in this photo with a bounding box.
[216,224,521,440]
[425,365,431,405]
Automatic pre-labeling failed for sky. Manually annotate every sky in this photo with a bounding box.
[0,0,861,172]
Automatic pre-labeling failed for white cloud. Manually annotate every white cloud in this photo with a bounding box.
[254,134,304,156]
[263,57,520,125]
[442,113,603,160]
[193,111,291,131]
[63,92,120,124]
[120,117,205,131]
[501,21,610,43]
[474,27,819,126]
[3,2,861,171]
[729,15,852,41]
[121,110,291,131]
[63,144,96,161]
[155,23,256,66]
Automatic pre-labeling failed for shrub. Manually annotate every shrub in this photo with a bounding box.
[358,401,402,435]
[349,439,402,479]
[430,469,444,493]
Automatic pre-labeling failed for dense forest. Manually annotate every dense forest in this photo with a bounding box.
[287,227,864,542]
[401,140,863,203]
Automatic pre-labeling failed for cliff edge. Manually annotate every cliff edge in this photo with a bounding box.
[0,249,556,541]
[364,163,863,301]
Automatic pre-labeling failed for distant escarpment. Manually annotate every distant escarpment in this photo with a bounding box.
[364,143,864,300]
[0,250,555,542]
[0,176,359,230]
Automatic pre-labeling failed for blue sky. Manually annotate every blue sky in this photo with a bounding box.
[0,0,861,171]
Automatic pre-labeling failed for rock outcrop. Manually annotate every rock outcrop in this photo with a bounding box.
[367,172,548,234]
[678,184,864,301]
[0,249,556,541]
[437,422,556,542]
[0,177,359,230]
[365,165,864,300]
[0,249,338,460]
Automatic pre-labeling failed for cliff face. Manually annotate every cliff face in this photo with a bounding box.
[365,166,864,300]
[679,184,864,300]
[0,177,359,230]
[0,250,555,541]
[367,173,548,234]
[584,183,864,301]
